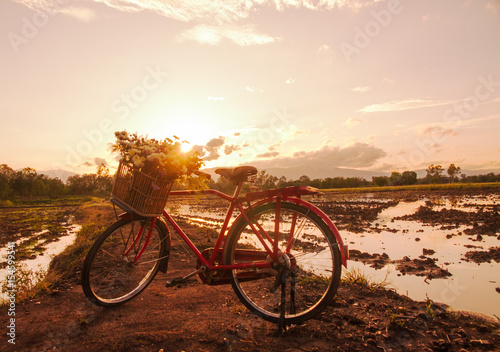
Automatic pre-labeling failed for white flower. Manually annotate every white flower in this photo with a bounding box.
[132,155,145,168]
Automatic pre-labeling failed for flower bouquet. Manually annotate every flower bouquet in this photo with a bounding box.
[110,131,203,216]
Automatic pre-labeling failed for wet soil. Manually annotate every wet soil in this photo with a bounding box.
[0,206,77,265]
[394,205,500,237]
[311,199,399,233]
[348,250,452,280]
[463,247,500,264]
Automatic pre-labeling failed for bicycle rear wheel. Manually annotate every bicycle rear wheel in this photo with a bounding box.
[224,201,341,325]
[81,217,169,307]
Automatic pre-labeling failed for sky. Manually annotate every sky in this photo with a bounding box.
[1,0,500,179]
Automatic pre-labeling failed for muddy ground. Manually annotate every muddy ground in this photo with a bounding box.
[0,206,77,267]
[1,190,500,351]
[2,218,499,352]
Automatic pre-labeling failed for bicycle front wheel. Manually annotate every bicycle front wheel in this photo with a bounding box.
[81,217,169,307]
[225,201,341,325]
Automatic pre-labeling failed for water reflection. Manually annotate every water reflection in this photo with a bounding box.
[0,222,81,300]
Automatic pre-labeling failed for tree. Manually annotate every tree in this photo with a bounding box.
[277,176,288,188]
[0,164,14,199]
[372,176,389,187]
[298,175,311,186]
[389,172,402,186]
[401,171,418,185]
[254,170,278,190]
[11,167,37,196]
[0,173,10,199]
[426,164,444,184]
[447,164,461,183]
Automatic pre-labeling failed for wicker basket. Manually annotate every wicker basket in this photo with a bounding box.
[111,161,173,217]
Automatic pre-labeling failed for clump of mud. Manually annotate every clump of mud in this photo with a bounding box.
[463,246,500,264]
[312,199,399,233]
[348,249,453,280]
[395,256,452,280]
[394,204,500,237]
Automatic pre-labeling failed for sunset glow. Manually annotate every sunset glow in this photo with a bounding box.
[1,0,499,179]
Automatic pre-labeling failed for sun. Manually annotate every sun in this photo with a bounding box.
[180,141,192,152]
[148,108,221,147]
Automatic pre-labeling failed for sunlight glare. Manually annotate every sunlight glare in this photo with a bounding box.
[148,109,219,147]
[181,142,192,152]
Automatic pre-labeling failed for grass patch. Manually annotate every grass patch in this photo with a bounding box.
[0,195,94,208]
[341,267,393,290]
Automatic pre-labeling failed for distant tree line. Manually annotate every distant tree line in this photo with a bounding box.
[2,162,499,200]
[0,163,113,200]
[243,164,500,191]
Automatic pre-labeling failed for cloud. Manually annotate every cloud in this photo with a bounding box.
[256,142,281,158]
[416,125,458,139]
[316,44,335,65]
[203,136,225,161]
[192,144,206,157]
[257,151,280,158]
[177,24,281,46]
[253,142,387,169]
[414,114,500,136]
[14,0,387,23]
[358,99,453,113]
[342,118,363,128]
[94,157,108,166]
[193,136,240,161]
[351,86,372,93]
[382,77,395,85]
[59,6,97,22]
[224,144,240,155]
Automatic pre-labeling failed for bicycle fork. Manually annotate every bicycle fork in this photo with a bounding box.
[122,217,157,264]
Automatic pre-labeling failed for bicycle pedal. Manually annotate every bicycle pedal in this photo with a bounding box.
[165,277,185,288]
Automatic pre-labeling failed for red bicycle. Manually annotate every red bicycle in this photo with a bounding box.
[81,166,348,329]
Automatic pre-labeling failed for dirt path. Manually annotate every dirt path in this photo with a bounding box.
[3,270,499,351]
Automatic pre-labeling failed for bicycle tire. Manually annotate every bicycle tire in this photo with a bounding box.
[224,201,341,324]
[81,217,169,307]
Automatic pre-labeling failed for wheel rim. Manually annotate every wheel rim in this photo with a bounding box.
[87,220,164,304]
[228,203,339,323]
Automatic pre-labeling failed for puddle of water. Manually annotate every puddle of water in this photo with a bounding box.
[344,195,500,318]
[0,223,81,300]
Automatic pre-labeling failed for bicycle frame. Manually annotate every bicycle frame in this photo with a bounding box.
[156,184,348,271]
[120,182,348,274]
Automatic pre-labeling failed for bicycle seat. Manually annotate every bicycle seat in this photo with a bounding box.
[215,166,258,184]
